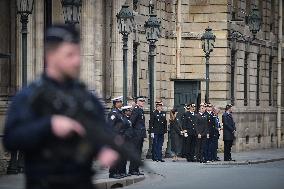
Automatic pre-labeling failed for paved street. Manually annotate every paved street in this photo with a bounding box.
[128,160,284,189]
[0,149,284,189]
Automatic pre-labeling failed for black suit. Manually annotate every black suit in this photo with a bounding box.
[129,105,146,173]
[222,112,236,161]
[195,112,209,162]
[181,111,197,161]
[149,110,167,161]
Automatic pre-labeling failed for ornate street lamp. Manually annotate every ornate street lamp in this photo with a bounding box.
[247,6,262,39]
[144,1,161,159]
[201,27,216,103]
[61,0,82,26]
[229,6,262,42]
[117,5,135,105]
[8,0,35,175]
[17,0,34,88]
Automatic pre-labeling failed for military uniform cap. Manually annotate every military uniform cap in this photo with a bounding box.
[136,96,146,102]
[121,105,132,111]
[206,103,213,107]
[155,100,163,106]
[111,96,123,103]
[200,102,206,107]
[225,104,233,110]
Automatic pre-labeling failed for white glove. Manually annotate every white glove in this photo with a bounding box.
[184,133,188,138]
[151,133,155,138]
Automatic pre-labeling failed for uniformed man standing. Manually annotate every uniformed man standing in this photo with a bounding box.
[107,96,125,179]
[150,101,167,162]
[204,103,215,162]
[129,97,146,175]
[181,103,197,162]
[195,103,209,163]
[119,105,135,177]
[3,25,118,189]
[222,104,236,161]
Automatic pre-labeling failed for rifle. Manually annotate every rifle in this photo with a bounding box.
[28,79,143,167]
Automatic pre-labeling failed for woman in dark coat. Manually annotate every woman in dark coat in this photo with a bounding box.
[169,108,183,162]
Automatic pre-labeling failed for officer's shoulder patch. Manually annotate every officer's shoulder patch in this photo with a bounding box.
[110,115,116,120]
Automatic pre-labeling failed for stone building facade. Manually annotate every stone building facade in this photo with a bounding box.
[0,0,284,172]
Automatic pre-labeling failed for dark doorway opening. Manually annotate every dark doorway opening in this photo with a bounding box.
[174,80,201,118]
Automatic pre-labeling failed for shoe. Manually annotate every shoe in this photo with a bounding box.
[129,171,139,176]
[137,172,144,176]
[119,173,127,178]
[109,174,122,179]
[159,159,165,162]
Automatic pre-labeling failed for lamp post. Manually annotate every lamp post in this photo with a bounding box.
[229,6,262,42]
[17,0,34,88]
[7,0,35,175]
[247,6,262,40]
[144,1,161,159]
[117,5,135,105]
[61,0,82,26]
[201,27,216,104]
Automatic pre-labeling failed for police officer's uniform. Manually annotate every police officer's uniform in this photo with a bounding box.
[181,104,197,162]
[203,104,216,162]
[129,97,146,175]
[195,103,209,163]
[3,26,107,189]
[107,96,125,179]
[222,104,236,161]
[4,74,105,189]
[149,101,167,162]
[119,105,135,176]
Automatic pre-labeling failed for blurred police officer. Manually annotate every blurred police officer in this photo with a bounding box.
[3,25,118,189]
[181,103,197,162]
[195,103,209,163]
[129,96,146,175]
[150,100,167,162]
[222,104,236,161]
[108,96,124,179]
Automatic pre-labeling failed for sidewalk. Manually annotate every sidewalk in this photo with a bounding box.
[0,148,283,189]
[0,166,145,189]
[208,148,284,165]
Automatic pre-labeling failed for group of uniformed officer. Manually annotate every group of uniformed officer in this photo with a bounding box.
[180,102,222,163]
[107,96,146,179]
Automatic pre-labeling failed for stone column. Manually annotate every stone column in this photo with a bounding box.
[80,0,96,92]
[93,0,105,97]
[110,0,127,98]
[33,0,44,78]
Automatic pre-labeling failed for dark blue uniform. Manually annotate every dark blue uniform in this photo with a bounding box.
[149,110,167,161]
[204,111,216,161]
[3,74,105,189]
[107,108,124,177]
[222,112,236,161]
[119,114,135,175]
[212,115,221,160]
[181,111,197,162]
[129,105,146,174]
